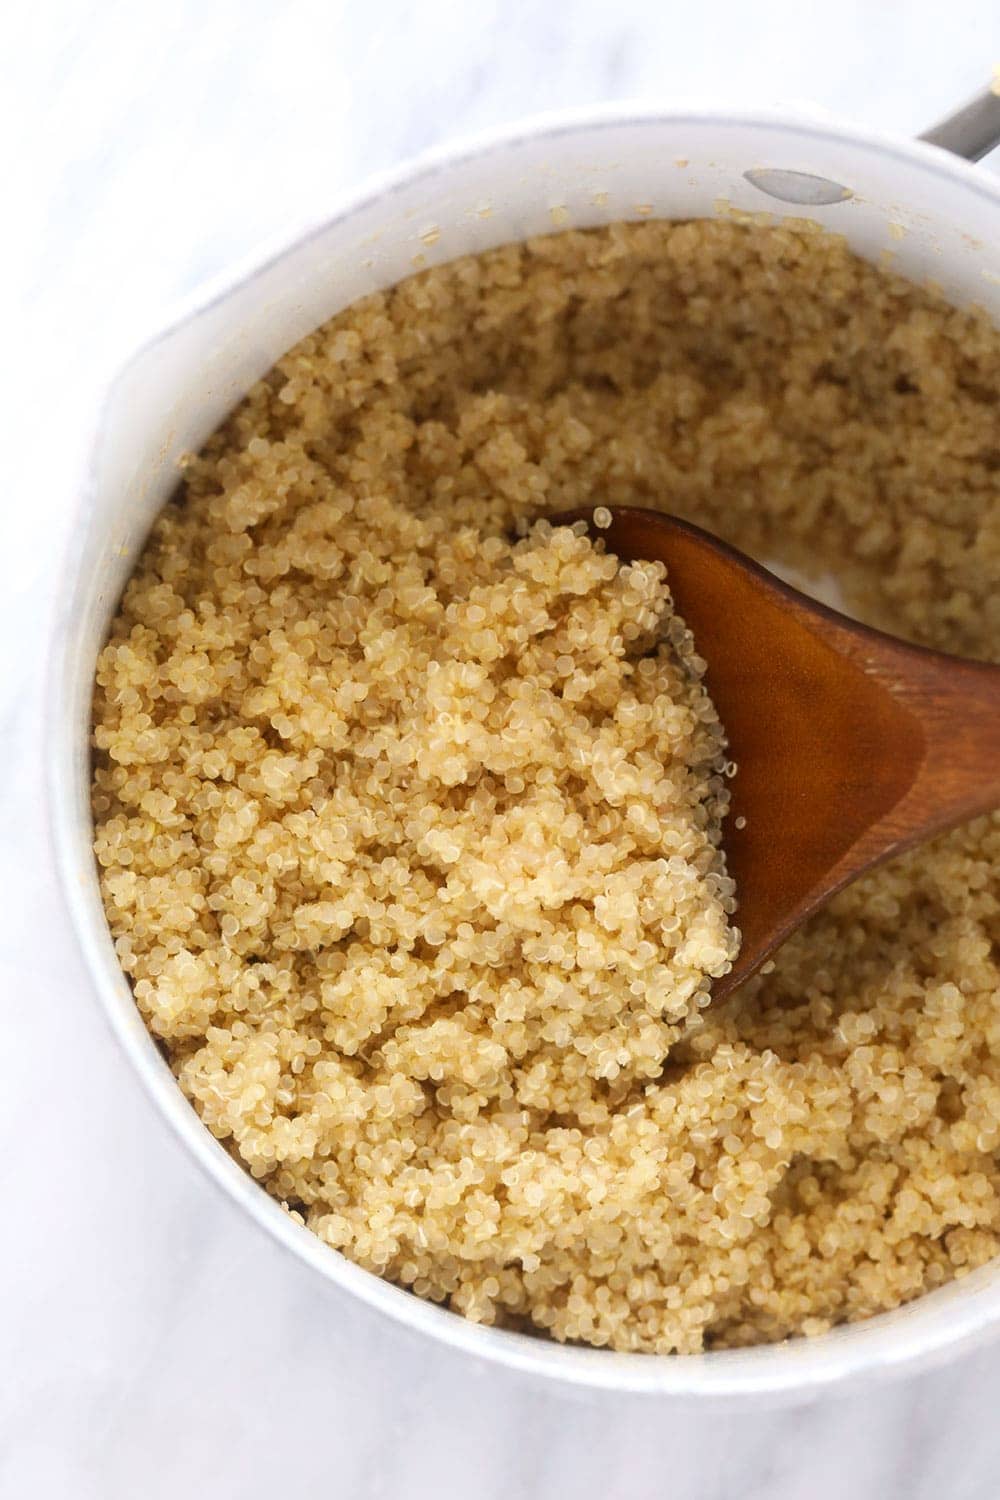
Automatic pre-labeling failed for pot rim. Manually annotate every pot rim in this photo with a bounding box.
[47,99,1000,1402]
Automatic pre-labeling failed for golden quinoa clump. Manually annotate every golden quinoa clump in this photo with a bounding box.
[92,219,1000,1354]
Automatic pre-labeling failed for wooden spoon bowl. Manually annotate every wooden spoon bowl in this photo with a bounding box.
[552,507,1000,1000]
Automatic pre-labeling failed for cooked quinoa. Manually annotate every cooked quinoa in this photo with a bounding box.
[92,219,1000,1354]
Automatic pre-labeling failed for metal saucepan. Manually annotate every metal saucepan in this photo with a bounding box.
[48,84,1000,1402]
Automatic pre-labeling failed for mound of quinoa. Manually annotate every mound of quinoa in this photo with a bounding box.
[93,218,1000,1354]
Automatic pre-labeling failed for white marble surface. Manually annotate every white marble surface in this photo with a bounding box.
[4,3,1000,1495]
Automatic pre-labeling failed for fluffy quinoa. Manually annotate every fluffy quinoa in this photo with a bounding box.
[92,219,1000,1354]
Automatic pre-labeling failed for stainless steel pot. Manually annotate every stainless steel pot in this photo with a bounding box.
[48,87,1000,1401]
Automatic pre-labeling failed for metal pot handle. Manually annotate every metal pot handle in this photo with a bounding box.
[920,82,1000,161]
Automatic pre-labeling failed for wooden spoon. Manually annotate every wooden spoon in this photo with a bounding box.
[552,506,1000,1001]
